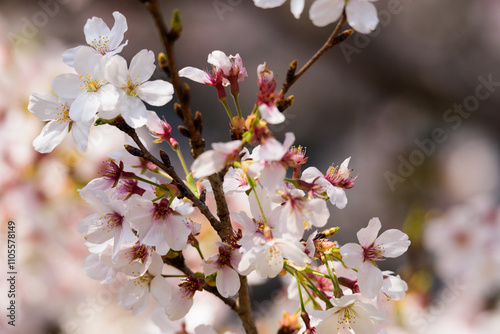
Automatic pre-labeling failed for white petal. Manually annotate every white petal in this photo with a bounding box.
[258,162,286,190]
[151,276,172,308]
[346,0,379,34]
[71,120,93,152]
[277,239,310,267]
[328,186,347,209]
[290,0,305,18]
[62,45,83,67]
[178,66,211,84]
[28,93,60,120]
[69,92,100,122]
[84,16,111,46]
[339,243,364,269]
[216,266,240,298]
[97,84,119,111]
[357,261,383,299]
[137,80,174,106]
[207,50,231,75]
[166,289,193,321]
[33,120,69,153]
[258,104,285,124]
[51,73,83,99]
[257,245,283,278]
[375,229,410,258]
[357,217,381,247]
[120,96,148,128]
[309,0,344,27]
[108,11,128,50]
[105,55,129,87]
[191,150,226,179]
[130,49,156,82]
[253,0,287,9]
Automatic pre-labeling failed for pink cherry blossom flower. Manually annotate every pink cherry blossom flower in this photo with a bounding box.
[179,50,247,99]
[28,93,93,153]
[127,196,195,255]
[62,11,128,67]
[191,140,242,179]
[309,0,379,34]
[301,157,356,209]
[52,47,119,122]
[82,242,118,283]
[340,218,410,298]
[104,49,174,128]
[118,252,171,315]
[310,294,386,334]
[203,242,242,298]
[113,239,155,277]
[253,0,305,19]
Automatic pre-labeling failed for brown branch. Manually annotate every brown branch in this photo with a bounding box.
[113,118,224,236]
[236,275,257,334]
[277,12,351,111]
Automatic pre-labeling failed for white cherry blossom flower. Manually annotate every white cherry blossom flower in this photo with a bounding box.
[52,47,119,122]
[340,218,410,298]
[253,0,305,19]
[28,93,93,153]
[77,190,135,256]
[62,11,128,67]
[270,188,330,240]
[309,0,379,34]
[104,49,174,128]
[118,252,171,315]
[203,242,242,298]
[256,63,285,124]
[310,294,386,333]
[191,140,242,179]
[238,237,310,278]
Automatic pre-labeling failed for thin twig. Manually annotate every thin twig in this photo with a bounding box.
[278,12,350,111]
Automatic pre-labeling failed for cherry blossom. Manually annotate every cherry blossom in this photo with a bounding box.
[127,196,195,255]
[166,276,204,320]
[104,49,174,128]
[62,11,128,67]
[118,252,171,315]
[203,242,242,298]
[191,140,242,179]
[77,190,135,256]
[28,93,93,153]
[52,47,119,122]
[253,0,305,19]
[309,0,379,34]
[340,218,410,298]
[301,157,356,209]
[238,237,311,278]
[256,63,285,124]
[310,294,386,333]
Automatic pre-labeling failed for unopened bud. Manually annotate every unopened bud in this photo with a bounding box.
[170,9,183,40]
[124,145,143,157]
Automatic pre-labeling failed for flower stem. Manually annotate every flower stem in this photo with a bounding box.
[232,92,243,118]
[175,146,189,177]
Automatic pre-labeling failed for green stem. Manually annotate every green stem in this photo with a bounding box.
[130,175,170,192]
[232,92,243,118]
[220,97,233,120]
[175,146,190,177]
[325,259,343,299]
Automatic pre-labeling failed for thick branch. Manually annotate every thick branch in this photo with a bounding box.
[237,275,257,334]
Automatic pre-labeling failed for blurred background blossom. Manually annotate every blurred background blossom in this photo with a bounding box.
[1,0,500,333]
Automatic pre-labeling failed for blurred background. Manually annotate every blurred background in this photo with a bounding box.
[1,0,500,333]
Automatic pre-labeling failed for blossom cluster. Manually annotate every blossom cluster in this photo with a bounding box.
[29,5,410,334]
